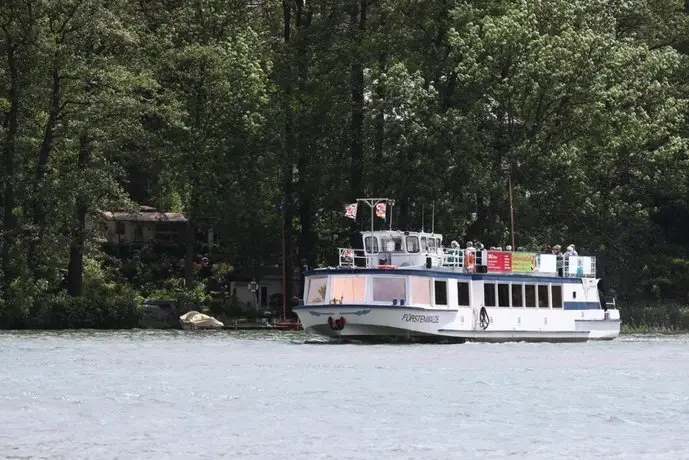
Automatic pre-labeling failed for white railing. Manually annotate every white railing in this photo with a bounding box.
[337,247,597,278]
[441,248,465,268]
[338,248,372,267]
[558,255,597,279]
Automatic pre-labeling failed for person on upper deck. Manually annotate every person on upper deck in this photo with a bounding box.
[449,240,461,265]
[565,245,578,256]
[552,245,562,255]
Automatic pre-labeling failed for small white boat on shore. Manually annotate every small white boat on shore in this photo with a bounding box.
[294,199,620,343]
[179,311,224,330]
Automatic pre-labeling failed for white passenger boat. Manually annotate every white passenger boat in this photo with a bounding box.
[294,201,620,343]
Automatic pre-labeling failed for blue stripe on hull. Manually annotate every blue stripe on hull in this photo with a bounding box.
[564,301,600,310]
[294,303,458,313]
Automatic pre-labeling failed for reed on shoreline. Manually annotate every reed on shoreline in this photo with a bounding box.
[619,302,689,333]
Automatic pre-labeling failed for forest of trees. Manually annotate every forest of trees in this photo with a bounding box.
[1,0,689,328]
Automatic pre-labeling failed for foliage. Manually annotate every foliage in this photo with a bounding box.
[1,0,689,328]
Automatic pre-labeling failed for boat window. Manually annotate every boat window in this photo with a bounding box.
[484,283,496,307]
[525,285,536,307]
[498,284,510,307]
[457,282,470,306]
[434,280,448,306]
[364,236,379,253]
[552,285,563,308]
[427,238,437,251]
[406,236,420,253]
[381,236,403,252]
[411,277,431,304]
[330,276,366,303]
[511,284,523,308]
[538,285,549,308]
[372,277,406,303]
[436,238,441,249]
[306,277,328,304]
[420,237,427,252]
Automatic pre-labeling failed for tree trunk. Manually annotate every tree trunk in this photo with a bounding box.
[374,52,386,164]
[184,216,195,287]
[66,132,91,297]
[349,0,367,247]
[349,0,366,199]
[282,0,295,312]
[28,65,61,277]
[1,40,20,285]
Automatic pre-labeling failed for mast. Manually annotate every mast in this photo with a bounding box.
[431,202,435,235]
[389,199,395,230]
[356,198,389,234]
[501,156,516,248]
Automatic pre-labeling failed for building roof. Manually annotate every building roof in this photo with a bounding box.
[101,209,187,223]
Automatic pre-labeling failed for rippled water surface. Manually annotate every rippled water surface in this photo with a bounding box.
[1,330,688,459]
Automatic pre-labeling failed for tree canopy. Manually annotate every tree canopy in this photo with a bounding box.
[2,0,689,326]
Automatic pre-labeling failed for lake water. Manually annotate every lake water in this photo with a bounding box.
[1,330,688,460]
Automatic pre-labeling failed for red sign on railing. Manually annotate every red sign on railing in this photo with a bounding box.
[487,251,512,272]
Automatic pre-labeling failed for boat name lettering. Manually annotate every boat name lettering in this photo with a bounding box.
[401,313,439,324]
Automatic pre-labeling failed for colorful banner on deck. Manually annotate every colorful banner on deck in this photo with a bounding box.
[344,203,358,220]
[511,252,537,273]
[487,251,512,272]
[485,251,559,274]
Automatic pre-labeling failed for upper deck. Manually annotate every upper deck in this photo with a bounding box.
[338,230,596,279]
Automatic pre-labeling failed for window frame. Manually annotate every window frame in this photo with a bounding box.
[433,279,448,306]
[371,276,407,305]
[457,281,470,307]
[511,283,524,308]
[484,282,496,307]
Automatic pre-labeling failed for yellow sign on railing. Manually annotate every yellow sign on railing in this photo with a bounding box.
[511,252,537,273]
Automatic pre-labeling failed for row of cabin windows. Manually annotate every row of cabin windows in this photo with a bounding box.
[432,281,469,307]
[483,283,563,308]
[364,236,442,254]
[306,276,562,308]
[307,276,462,306]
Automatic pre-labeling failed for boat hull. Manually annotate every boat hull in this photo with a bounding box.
[295,305,621,343]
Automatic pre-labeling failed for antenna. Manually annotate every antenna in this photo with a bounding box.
[421,204,424,232]
[389,199,395,231]
[431,202,435,235]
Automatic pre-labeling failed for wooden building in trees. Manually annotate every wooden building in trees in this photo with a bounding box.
[99,206,188,246]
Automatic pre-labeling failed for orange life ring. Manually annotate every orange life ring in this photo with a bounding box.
[464,250,475,269]
[376,264,398,269]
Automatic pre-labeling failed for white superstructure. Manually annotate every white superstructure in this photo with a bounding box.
[294,225,620,343]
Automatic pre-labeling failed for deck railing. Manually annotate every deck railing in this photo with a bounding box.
[338,248,372,267]
[441,248,465,268]
[336,247,597,278]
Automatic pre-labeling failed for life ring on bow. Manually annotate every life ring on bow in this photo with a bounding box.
[479,307,489,330]
[327,316,346,331]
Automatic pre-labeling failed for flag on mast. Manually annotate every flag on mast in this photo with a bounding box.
[375,202,387,220]
[344,203,358,220]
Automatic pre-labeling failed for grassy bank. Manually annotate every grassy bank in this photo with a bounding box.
[619,302,689,334]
